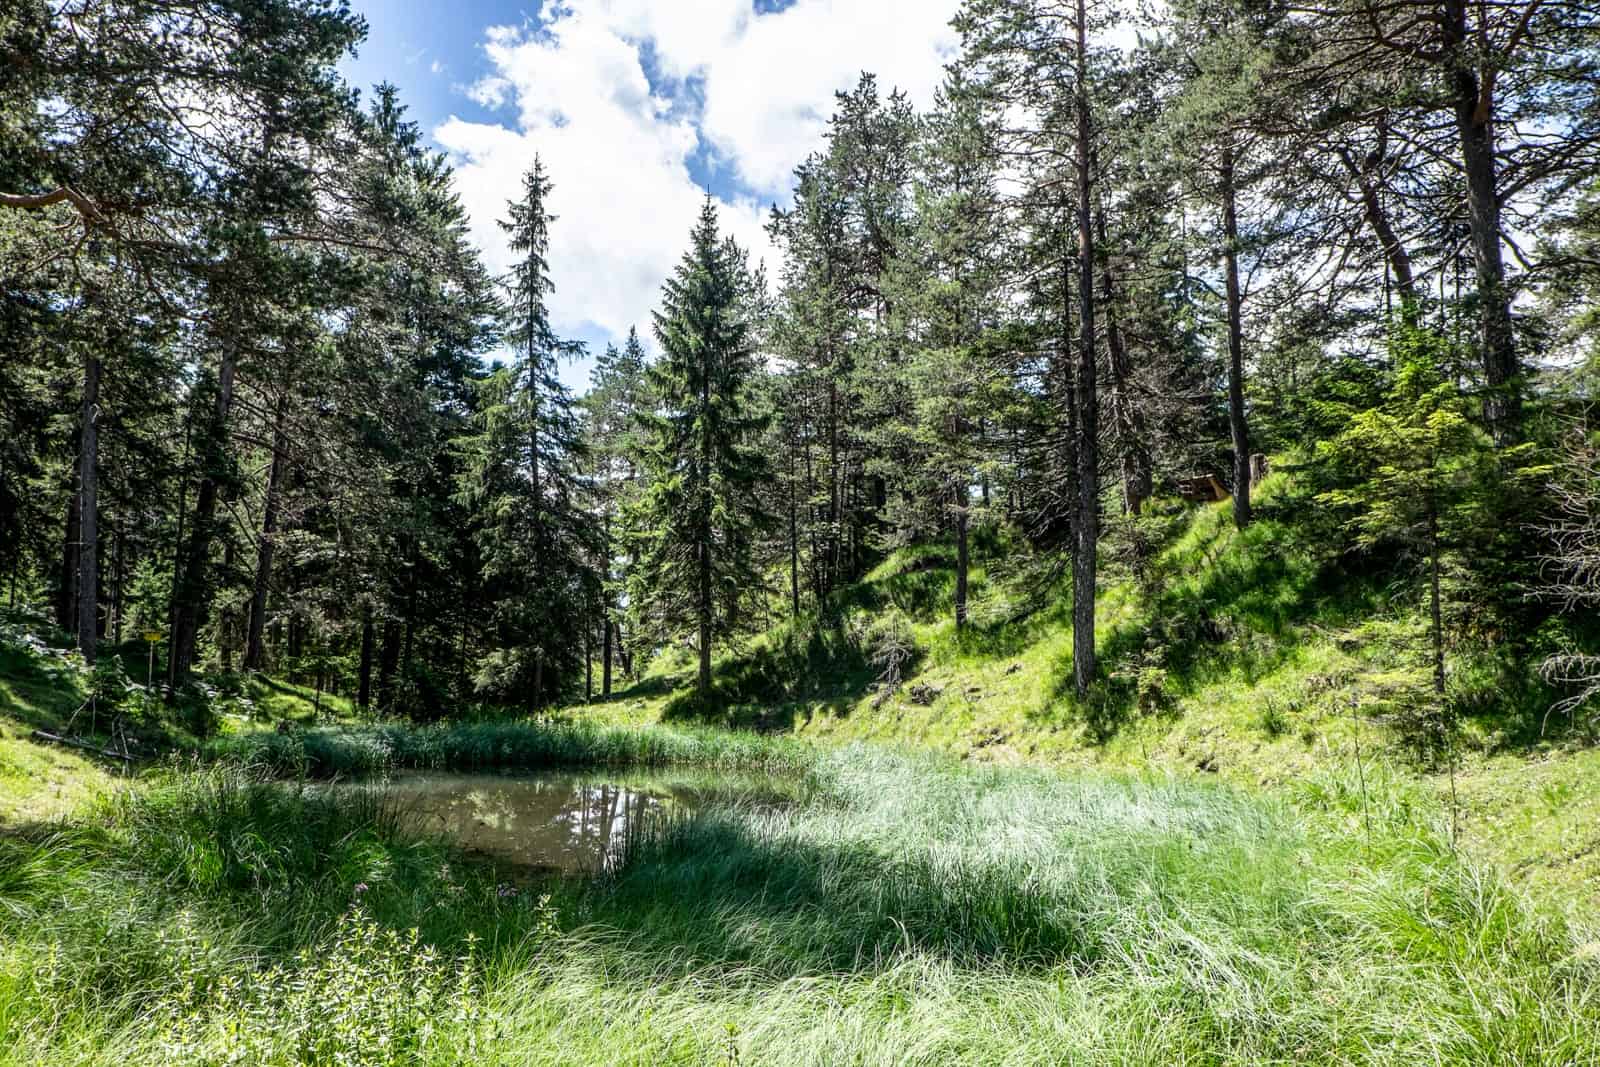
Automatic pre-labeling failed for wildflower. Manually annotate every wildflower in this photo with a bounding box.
[353,882,369,895]
[496,883,518,898]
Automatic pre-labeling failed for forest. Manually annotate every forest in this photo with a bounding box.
[2,0,1600,1063]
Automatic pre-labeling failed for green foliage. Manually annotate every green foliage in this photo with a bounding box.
[454,158,600,709]
[1313,325,1501,558]
[207,719,814,779]
[626,200,774,689]
[158,906,486,1066]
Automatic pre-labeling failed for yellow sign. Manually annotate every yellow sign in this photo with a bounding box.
[142,631,163,643]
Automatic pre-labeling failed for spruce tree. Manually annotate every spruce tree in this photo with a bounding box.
[628,200,772,698]
[456,158,597,708]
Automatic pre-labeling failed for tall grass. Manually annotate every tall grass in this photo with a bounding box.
[205,718,815,779]
[2,745,1596,1064]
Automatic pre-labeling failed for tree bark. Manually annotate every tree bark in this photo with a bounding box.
[601,617,613,696]
[377,618,401,711]
[56,465,79,634]
[1336,146,1417,312]
[1220,142,1253,530]
[169,346,236,686]
[1072,0,1099,698]
[244,394,288,671]
[112,513,125,645]
[357,610,375,711]
[1442,0,1518,441]
[697,539,713,697]
[75,353,100,662]
[1429,508,1446,696]
[955,481,970,630]
[1095,202,1151,515]
[789,441,801,618]
[827,379,840,593]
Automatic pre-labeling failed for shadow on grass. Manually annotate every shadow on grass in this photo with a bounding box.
[657,614,879,731]
[588,814,1116,978]
[1037,512,1389,745]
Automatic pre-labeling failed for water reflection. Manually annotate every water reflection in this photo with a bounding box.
[350,772,690,873]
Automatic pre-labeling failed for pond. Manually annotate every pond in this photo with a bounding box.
[332,769,792,874]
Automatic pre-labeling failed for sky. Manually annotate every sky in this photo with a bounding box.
[339,0,963,390]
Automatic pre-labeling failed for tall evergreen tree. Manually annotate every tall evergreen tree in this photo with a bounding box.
[455,158,597,708]
[628,201,773,697]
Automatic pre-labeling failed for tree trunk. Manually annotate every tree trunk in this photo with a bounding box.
[789,443,801,618]
[615,622,633,678]
[585,620,593,702]
[1220,143,1252,530]
[1441,0,1517,440]
[377,619,401,711]
[169,346,236,686]
[1429,508,1446,697]
[219,539,235,672]
[954,481,970,630]
[112,512,125,645]
[697,539,713,697]
[358,610,375,711]
[166,411,192,647]
[827,379,840,593]
[1072,0,1099,698]
[76,353,100,663]
[1095,202,1151,515]
[601,617,613,696]
[56,465,79,634]
[1337,147,1418,313]
[244,395,288,671]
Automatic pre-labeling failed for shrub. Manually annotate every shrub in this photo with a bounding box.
[157,905,494,1065]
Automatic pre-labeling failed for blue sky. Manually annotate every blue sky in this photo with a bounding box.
[337,0,961,390]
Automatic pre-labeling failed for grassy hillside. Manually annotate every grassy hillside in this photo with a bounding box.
[0,619,352,824]
[573,471,1600,907]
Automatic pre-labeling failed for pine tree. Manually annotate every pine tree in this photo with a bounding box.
[583,327,651,695]
[627,200,773,698]
[456,158,598,709]
[885,75,1008,630]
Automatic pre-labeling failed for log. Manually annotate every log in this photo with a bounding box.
[30,730,135,761]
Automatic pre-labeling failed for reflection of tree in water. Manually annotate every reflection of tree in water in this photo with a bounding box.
[552,784,664,871]
[388,775,669,872]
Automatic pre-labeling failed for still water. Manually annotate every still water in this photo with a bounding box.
[334,770,786,873]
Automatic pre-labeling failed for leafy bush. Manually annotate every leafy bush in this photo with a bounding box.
[158,906,489,1065]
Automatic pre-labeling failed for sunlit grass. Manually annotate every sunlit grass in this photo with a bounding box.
[1,745,1595,1064]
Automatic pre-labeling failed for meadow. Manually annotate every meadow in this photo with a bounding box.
[2,725,1597,1065]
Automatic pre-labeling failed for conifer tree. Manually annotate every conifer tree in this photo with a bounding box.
[583,327,651,695]
[456,158,597,708]
[886,76,1007,630]
[627,201,773,698]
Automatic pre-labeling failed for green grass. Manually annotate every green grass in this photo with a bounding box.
[5,471,1600,1061]
[207,718,816,779]
[568,474,1600,912]
[1,744,1596,1064]
[0,637,119,824]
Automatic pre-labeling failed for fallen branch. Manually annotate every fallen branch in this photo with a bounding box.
[30,730,135,761]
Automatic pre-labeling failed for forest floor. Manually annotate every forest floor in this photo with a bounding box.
[3,475,1599,1063]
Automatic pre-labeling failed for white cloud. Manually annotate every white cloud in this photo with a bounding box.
[433,0,959,354]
